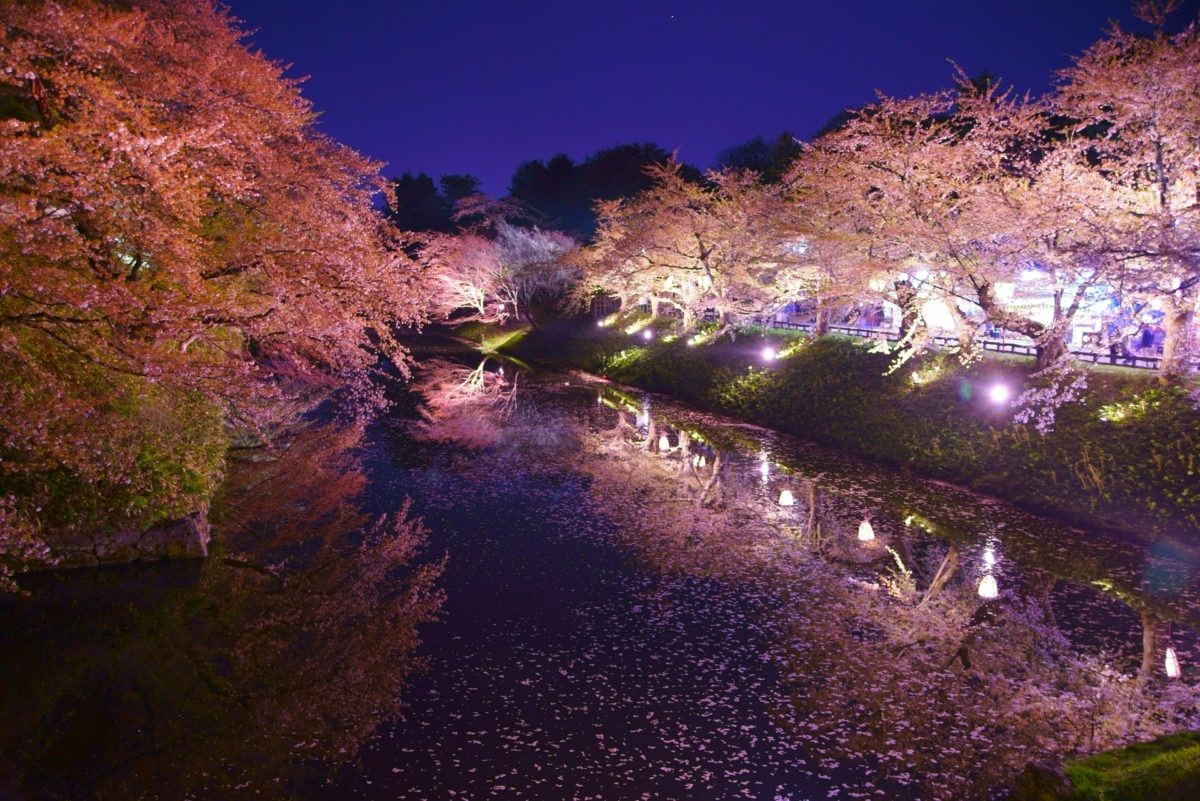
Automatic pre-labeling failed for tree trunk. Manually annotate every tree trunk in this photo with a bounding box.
[1036,572,1057,629]
[893,280,920,340]
[1139,611,1159,683]
[1159,286,1196,382]
[919,545,959,607]
[1035,334,1068,371]
[814,303,832,337]
[806,481,821,548]
[946,301,978,360]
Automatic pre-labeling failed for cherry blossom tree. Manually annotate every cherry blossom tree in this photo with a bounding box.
[586,162,809,333]
[421,205,576,326]
[0,1,426,557]
[1054,1,1200,380]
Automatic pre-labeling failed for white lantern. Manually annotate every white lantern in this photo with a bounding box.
[978,574,998,599]
[857,519,875,542]
[695,454,706,468]
[1166,646,1182,679]
[658,434,670,451]
[779,489,796,507]
[762,346,777,362]
[643,329,654,341]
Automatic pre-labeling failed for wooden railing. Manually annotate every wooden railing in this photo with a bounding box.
[749,318,1168,371]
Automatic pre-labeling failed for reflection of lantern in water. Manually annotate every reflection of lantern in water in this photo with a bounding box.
[857,519,875,542]
[658,434,670,451]
[1165,647,1182,679]
[978,574,998,599]
[983,547,996,567]
[779,489,796,507]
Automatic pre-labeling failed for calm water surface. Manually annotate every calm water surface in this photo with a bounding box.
[2,346,1198,800]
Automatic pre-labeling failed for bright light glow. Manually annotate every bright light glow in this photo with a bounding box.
[857,519,875,542]
[762,346,777,362]
[642,329,654,341]
[498,366,504,376]
[779,489,796,507]
[658,434,670,451]
[983,547,996,567]
[920,299,954,330]
[758,452,770,481]
[978,574,999,599]
[911,371,922,385]
[988,383,1011,405]
[623,318,650,335]
[1166,646,1182,679]
[597,394,603,404]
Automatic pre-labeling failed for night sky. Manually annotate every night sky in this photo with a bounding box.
[228,0,1200,195]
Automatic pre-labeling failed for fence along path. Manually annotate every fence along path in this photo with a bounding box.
[753,318,1169,371]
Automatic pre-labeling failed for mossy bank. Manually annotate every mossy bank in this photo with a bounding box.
[483,318,1200,544]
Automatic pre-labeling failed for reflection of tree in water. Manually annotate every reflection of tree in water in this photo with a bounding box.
[411,358,577,464]
[576,389,1200,800]
[0,421,443,800]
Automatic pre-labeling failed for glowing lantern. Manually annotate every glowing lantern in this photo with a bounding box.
[988,383,1011,405]
[693,454,707,468]
[643,329,654,341]
[1165,647,1182,679]
[762,346,777,362]
[978,574,998,599]
[779,489,796,507]
[658,434,670,451]
[857,519,875,542]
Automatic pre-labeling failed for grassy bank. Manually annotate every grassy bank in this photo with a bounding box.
[477,315,1200,543]
[1065,732,1200,800]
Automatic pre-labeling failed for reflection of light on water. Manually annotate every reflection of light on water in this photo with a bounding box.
[759,451,770,483]
[1166,646,1182,679]
[983,547,996,567]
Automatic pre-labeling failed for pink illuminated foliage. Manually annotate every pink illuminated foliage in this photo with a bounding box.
[0,0,428,567]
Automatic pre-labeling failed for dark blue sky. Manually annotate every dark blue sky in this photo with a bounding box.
[228,0,1197,195]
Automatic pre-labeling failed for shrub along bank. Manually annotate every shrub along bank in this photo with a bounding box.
[496,318,1200,543]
